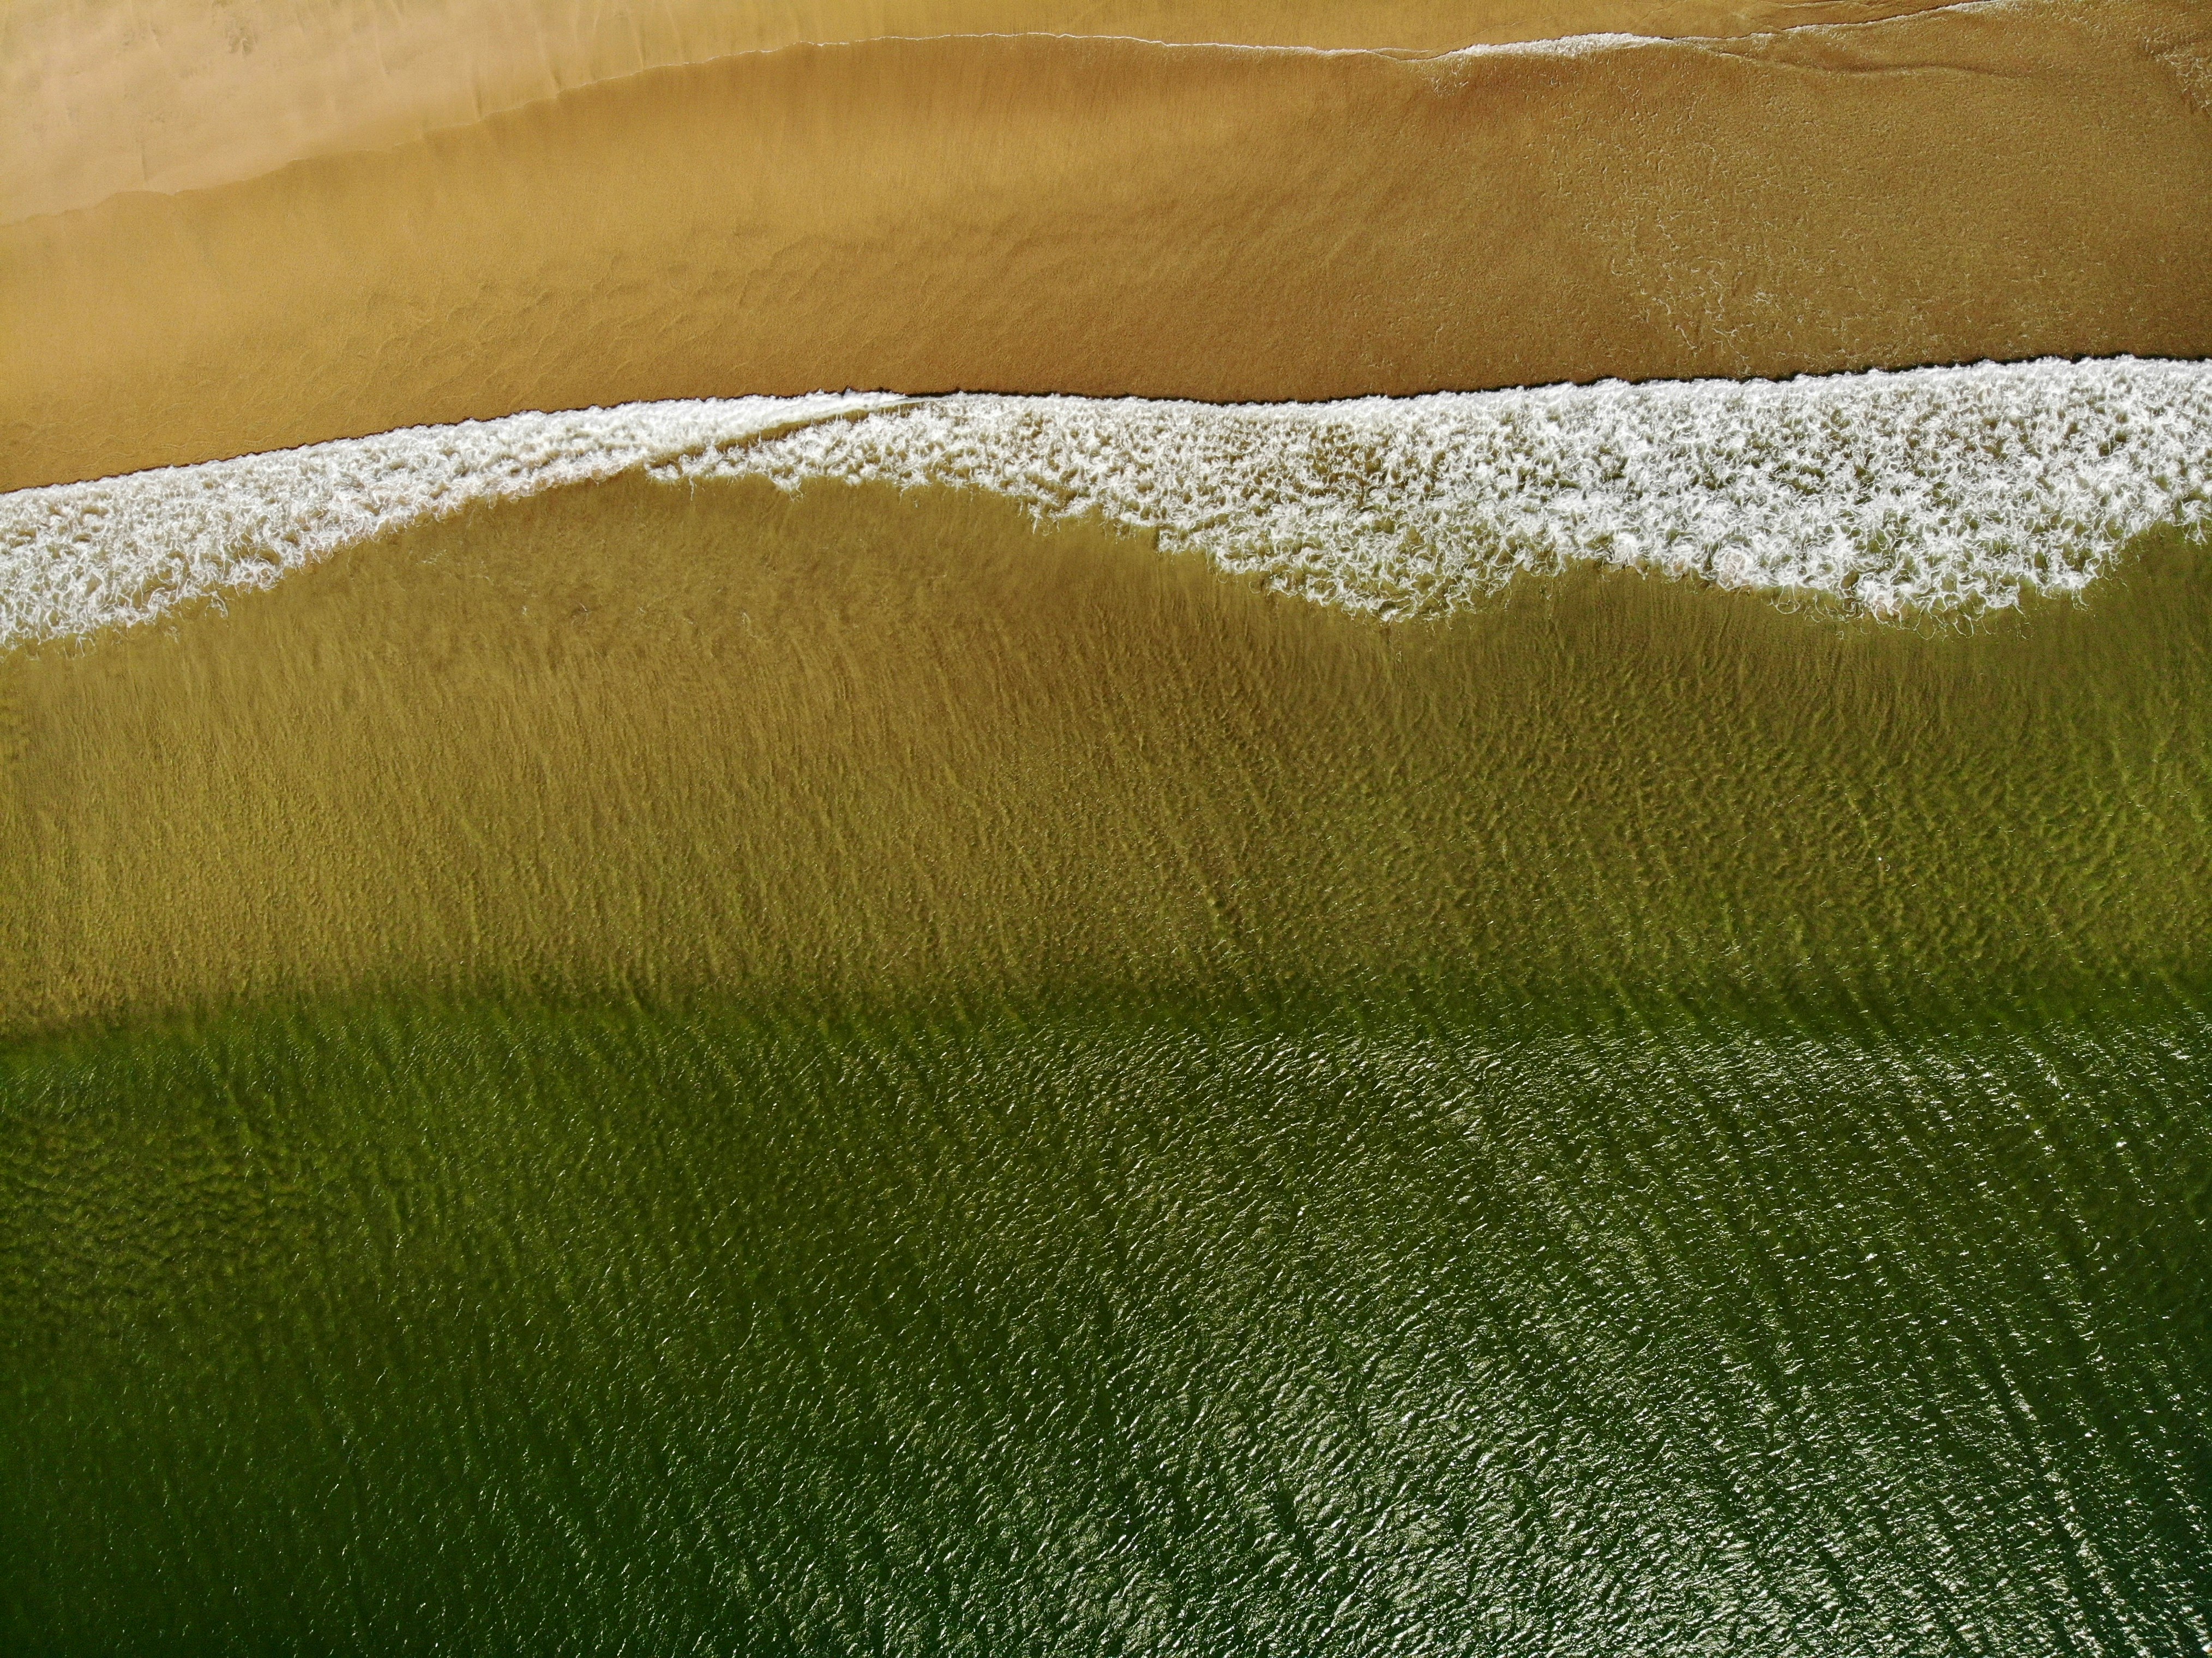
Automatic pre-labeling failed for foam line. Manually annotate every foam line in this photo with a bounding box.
[0,394,905,651]
[662,359,2212,621]
[4,359,2209,650]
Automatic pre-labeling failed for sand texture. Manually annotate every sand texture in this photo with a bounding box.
[3,1,1966,223]
[7,0,2209,490]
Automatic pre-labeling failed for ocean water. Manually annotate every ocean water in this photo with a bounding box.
[4,976,2208,1653]
[4,371,2211,1651]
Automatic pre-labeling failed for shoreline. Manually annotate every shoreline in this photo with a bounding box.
[7,358,2208,650]
[9,2,2207,491]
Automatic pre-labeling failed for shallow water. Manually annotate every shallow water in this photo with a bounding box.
[5,476,2210,1028]
[3,478,2209,1651]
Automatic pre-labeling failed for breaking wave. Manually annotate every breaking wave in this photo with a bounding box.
[4,357,2209,650]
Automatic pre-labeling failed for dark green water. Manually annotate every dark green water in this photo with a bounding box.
[5,971,2207,1654]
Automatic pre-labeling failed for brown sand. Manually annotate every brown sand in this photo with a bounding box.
[5,0,2208,491]
[4,1,1963,224]
[2,474,2205,1033]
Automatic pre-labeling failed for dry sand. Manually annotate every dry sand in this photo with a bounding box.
[4,1,1962,223]
[4,0,2208,489]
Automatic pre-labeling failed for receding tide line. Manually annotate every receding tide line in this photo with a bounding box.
[4,358,2209,648]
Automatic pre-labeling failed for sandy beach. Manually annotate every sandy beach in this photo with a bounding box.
[5,0,2207,489]
[1,2,1967,223]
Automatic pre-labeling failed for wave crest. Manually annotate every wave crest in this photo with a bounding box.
[4,358,2209,650]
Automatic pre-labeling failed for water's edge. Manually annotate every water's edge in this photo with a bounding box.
[8,357,2209,650]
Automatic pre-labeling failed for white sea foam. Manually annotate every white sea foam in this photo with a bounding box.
[663,359,2212,621]
[0,393,906,652]
[3,358,2209,650]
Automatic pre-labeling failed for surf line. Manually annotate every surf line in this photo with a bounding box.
[5,357,2209,650]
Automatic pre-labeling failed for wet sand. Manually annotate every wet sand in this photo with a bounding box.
[3,2,1965,223]
[6,0,2208,490]
[3,473,2205,1031]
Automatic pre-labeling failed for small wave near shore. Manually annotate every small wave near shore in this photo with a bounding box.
[5,357,2209,650]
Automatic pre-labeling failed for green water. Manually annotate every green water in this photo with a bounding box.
[5,971,2207,1654]
[7,510,2212,1651]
